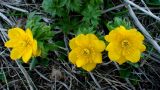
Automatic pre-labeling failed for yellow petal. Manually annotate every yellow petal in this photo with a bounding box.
[104,35,110,42]
[130,41,146,53]
[68,50,78,64]
[22,47,32,63]
[69,38,77,50]
[139,44,146,52]
[116,56,127,65]
[68,48,82,64]
[86,34,98,40]
[75,34,89,48]
[26,28,33,41]
[105,26,126,42]
[129,28,144,41]
[106,43,122,60]
[123,48,141,63]
[93,40,105,52]
[92,53,102,63]
[10,47,24,60]
[82,63,96,71]
[8,27,25,39]
[5,40,22,48]
[76,57,87,67]
[32,40,38,56]
[126,29,145,47]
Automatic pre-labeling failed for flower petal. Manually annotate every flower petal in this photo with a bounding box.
[32,40,38,56]
[22,47,32,63]
[75,34,89,48]
[10,47,24,60]
[8,28,25,39]
[5,40,22,48]
[116,56,127,65]
[93,40,105,52]
[123,48,141,63]
[82,63,96,71]
[86,34,98,40]
[26,28,33,41]
[92,53,102,63]
[68,50,78,64]
[139,44,146,52]
[129,29,144,41]
[69,38,77,50]
[105,26,126,42]
[76,57,88,67]
[106,43,122,60]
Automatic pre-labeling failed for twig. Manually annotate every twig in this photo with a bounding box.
[63,33,69,53]
[63,68,85,87]
[102,3,127,14]
[1,64,9,90]
[124,0,160,21]
[125,4,160,53]
[89,72,101,89]
[0,28,7,31]
[140,0,151,12]
[34,69,52,82]
[15,60,37,90]
[1,2,28,13]
[0,12,14,26]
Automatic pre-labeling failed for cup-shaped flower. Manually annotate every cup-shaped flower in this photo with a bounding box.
[105,26,146,64]
[5,28,40,63]
[68,34,105,71]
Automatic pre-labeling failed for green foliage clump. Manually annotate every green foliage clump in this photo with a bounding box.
[42,0,103,34]
[106,17,132,31]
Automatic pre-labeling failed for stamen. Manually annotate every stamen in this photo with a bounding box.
[83,48,90,55]
[122,40,129,47]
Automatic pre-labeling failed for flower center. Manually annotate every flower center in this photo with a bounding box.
[83,48,90,55]
[121,40,129,47]
[24,38,32,47]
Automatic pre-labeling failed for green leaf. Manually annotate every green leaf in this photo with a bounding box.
[65,0,82,12]
[37,26,54,41]
[26,12,54,41]
[54,41,65,48]
[106,21,116,31]
[82,4,101,27]
[38,41,48,58]
[128,62,140,68]
[39,58,50,67]
[42,0,67,17]
[119,69,131,78]
[57,17,79,33]
[77,27,95,35]
[29,57,38,70]
[46,43,60,51]
[106,17,132,31]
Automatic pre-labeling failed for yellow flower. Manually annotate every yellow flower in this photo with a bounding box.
[68,34,105,71]
[105,26,146,64]
[5,28,40,63]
